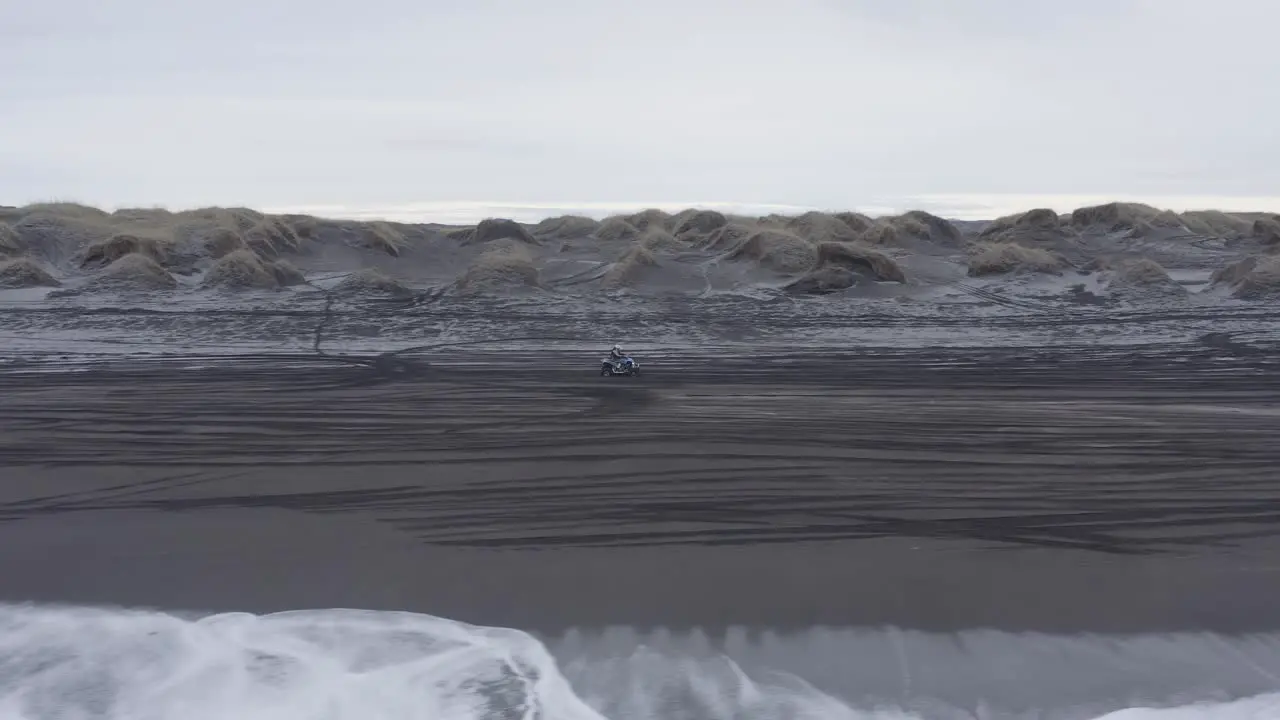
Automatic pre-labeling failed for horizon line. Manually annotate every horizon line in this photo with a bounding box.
[8,193,1280,226]
[244,194,1280,224]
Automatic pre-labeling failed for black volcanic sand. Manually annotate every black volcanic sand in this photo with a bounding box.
[2,345,1280,635]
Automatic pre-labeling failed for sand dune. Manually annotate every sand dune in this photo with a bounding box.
[1085,255,1187,300]
[966,241,1068,276]
[79,232,172,270]
[601,243,657,289]
[202,249,291,290]
[728,228,818,274]
[783,242,905,295]
[0,258,59,289]
[84,253,178,291]
[334,267,414,297]
[0,223,21,256]
[978,208,1078,250]
[672,209,727,239]
[1,200,1278,304]
[1253,216,1280,244]
[533,214,598,239]
[1211,255,1280,299]
[471,217,537,246]
[456,239,540,294]
[594,216,643,243]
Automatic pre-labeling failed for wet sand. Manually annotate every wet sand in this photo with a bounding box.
[2,345,1280,634]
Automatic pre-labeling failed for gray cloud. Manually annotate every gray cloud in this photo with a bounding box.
[2,0,1278,219]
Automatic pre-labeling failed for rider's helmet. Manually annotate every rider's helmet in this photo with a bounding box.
[612,344,622,353]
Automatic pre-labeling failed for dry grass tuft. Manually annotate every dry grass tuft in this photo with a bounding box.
[855,212,961,247]
[980,208,1061,238]
[1212,256,1280,298]
[534,215,599,239]
[1148,210,1187,229]
[0,258,60,288]
[203,228,248,258]
[472,218,535,245]
[1232,257,1280,299]
[284,215,319,239]
[1017,208,1062,228]
[1069,202,1163,232]
[602,245,657,289]
[335,268,413,296]
[360,222,407,257]
[20,202,110,219]
[672,210,728,239]
[596,216,642,243]
[201,249,279,290]
[1252,216,1280,244]
[176,207,257,233]
[833,212,875,234]
[783,266,858,294]
[635,229,683,253]
[624,208,672,232]
[1062,202,1253,238]
[778,212,861,244]
[1108,257,1174,286]
[0,223,21,255]
[444,227,475,243]
[1087,256,1183,295]
[1115,258,1172,285]
[270,259,306,287]
[88,253,178,290]
[110,207,173,225]
[702,222,754,251]
[966,241,1068,276]
[858,222,905,246]
[728,229,818,274]
[1180,210,1253,237]
[784,242,907,294]
[1211,257,1258,287]
[816,242,907,283]
[80,233,172,269]
[887,214,931,238]
[244,218,302,257]
[11,213,115,260]
[457,240,540,293]
[898,210,963,244]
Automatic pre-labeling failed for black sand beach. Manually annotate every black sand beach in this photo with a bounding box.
[3,340,1280,635]
[5,199,1280,664]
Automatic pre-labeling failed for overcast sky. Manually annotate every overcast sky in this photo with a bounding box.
[3,0,1278,221]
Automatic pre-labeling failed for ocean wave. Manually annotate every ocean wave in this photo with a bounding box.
[1,603,1277,720]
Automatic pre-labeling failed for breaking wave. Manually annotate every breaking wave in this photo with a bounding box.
[1,604,1278,720]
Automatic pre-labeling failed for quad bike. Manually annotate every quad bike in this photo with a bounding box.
[600,356,640,377]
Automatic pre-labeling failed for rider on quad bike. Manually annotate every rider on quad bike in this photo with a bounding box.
[601,344,639,376]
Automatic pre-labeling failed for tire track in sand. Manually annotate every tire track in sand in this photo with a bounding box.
[2,344,1279,555]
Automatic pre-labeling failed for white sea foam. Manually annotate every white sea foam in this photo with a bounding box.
[1,604,1277,720]
[0,604,600,720]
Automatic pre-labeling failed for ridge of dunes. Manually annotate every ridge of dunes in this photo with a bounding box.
[1,201,1276,301]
